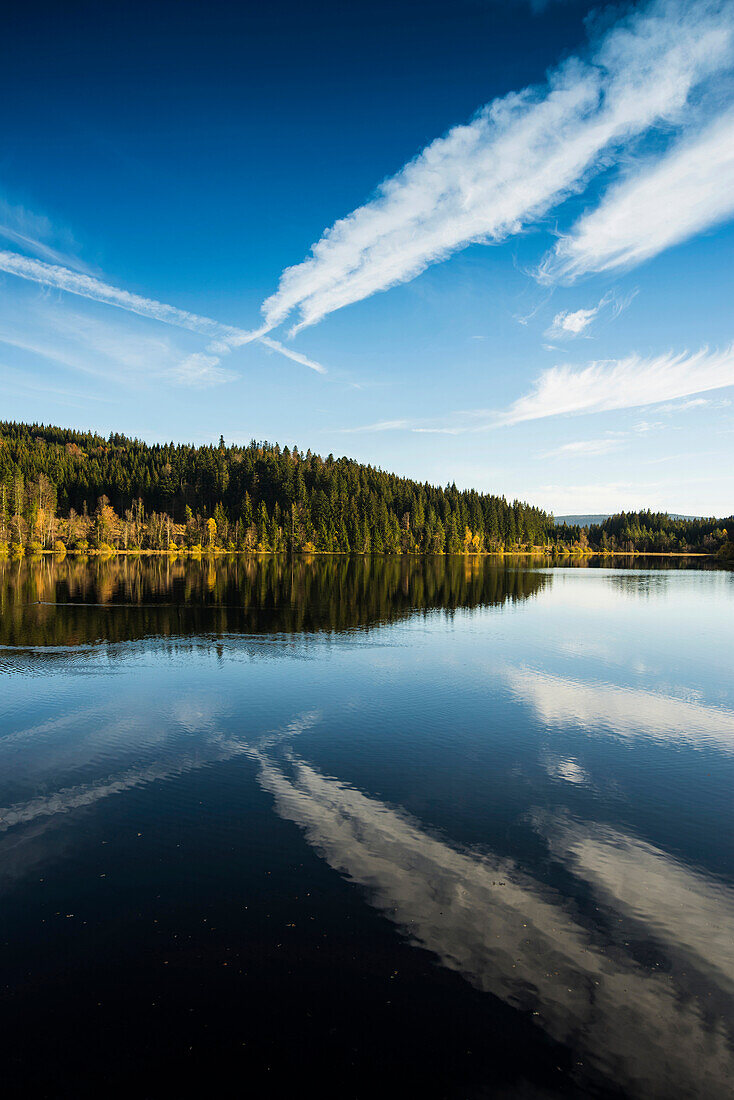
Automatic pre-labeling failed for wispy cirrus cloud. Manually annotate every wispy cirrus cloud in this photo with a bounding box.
[0,362,116,407]
[258,336,327,375]
[546,289,635,339]
[0,198,85,270]
[335,344,734,437]
[262,0,734,334]
[548,305,601,337]
[540,414,690,460]
[657,395,729,413]
[541,105,734,280]
[0,302,234,389]
[169,353,235,387]
[0,249,254,342]
[543,437,620,458]
[0,249,327,376]
[334,418,412,434]
[1,312,172,382]
[498,344,734,425]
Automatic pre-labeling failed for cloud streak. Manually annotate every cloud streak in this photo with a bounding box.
[0,303,233,389]
[334,418,412,434]
[334,343,734,437]
[259,336,327,374]
[0,249,247,341]
[542,105,734,279]
[262,0,734,333]
[169,352,236,387]
[0,249,326,376]
[0,198,85,270]
[543,437,620,458]
[544,108,734,279]
[498,344,734,424]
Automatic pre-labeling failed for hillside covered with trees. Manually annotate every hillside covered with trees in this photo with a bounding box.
[0,421,730,556]
[555,512,732,557]
[0,421,552,554]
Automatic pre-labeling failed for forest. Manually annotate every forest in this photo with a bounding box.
[0,421,731,557]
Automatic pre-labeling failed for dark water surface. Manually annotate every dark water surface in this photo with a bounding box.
[1,555,732,1098]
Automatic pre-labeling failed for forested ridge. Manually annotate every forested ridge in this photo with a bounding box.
[558,512,733,556]
[0,421,730,556]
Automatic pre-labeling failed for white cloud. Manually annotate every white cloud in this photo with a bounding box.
[330,344,734,442]
[0,363,115,407]
[259,336,327,374]
[658,395,729,412]
[1,309,175,381]
[0,249,326,375]
[543,420,660,459]
[549,305,600,337]
[410,426,465,435]
[542,105,734,279]
[659,397,710,412]
[0,302,233,389]
[332,417,473,435]
[546,289,636,338]
[544,437,620,458]
[262,0,734,333]
[0,198,84,269]
[0,249,244,340]
[169,353,235,387]
[334,418,411,434]
[499,344,734,424]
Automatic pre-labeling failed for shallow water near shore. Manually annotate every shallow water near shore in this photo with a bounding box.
[1,555,732,1098]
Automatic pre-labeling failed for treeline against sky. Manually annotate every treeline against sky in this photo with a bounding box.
[0,422,730,556]
[558,513,733,556]
[0,421,551,553]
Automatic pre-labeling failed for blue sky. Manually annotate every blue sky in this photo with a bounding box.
[1,0,733,515]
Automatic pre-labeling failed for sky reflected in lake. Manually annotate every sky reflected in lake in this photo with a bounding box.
[1,557,732,1097]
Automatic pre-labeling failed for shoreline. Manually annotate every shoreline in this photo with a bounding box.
[0,548,716,560]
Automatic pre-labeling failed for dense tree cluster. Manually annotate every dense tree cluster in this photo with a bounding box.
[0,421,551,553]
[0,422,730,556]
[557,511,733,556]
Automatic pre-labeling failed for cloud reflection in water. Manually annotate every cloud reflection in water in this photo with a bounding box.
[257,750,734,1099]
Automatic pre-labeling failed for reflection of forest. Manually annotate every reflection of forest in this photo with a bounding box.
[0,555,551,646]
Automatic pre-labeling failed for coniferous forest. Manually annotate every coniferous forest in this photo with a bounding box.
[0,421,731,557]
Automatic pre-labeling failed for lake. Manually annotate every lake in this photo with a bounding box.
[1,555,732,1098]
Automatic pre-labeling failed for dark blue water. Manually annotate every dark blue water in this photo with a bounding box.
[1,556,732,1098]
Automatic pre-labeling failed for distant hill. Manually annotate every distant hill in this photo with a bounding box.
[555,513,700,526]
[554,514,610,527]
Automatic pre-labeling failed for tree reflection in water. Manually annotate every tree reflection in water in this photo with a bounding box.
[0,554,551,646]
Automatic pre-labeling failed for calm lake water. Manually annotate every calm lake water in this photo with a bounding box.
[1,555,733,1098]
